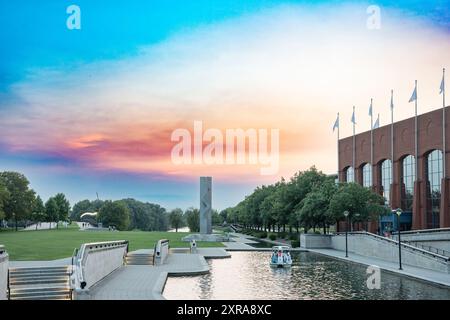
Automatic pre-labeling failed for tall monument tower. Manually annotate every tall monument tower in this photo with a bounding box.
[200,176,212,234]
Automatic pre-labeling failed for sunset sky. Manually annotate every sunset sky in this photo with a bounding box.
[0,1,449,210]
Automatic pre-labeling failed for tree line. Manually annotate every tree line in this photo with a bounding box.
[168,207,225,232]
[72,198,169,231]
[0,171,70,230]
[219,167,388,234]
[0,171,170,232]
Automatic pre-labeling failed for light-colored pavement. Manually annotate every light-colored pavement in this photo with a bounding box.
[89,253,210,300]
[310,248,450,288]
[196,248,231,258]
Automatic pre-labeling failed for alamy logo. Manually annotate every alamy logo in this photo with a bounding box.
[170,121,279,175]
[366,265,381,289]
[66,5,81,30]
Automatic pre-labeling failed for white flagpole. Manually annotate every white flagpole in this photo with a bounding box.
[414,80,418,179]
[353,106,356,174]
[391,90,394,199]
[370,99,374,172]
[443,68,446,178]
[337,112,340,180]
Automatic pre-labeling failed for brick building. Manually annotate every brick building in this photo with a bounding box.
[338,106,450,232]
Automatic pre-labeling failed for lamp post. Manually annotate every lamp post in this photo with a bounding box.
[343,211,349,257]
[395,208,403,270]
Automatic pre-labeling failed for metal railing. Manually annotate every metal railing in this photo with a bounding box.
[392,227,450,235]
[6,269,9,300]
[405,242,450,258]
[335,231,450,263]
[75,240,129,290]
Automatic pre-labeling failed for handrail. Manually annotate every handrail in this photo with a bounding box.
[70,248,78,275]
[75,240,128,290]
[405,241,450,258]
[334,231,450,262]
[6,269,9,300]
[392,227,450,235]
[1,246,9,300]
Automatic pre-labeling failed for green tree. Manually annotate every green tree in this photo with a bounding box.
[97,200,131,230]
[0,177,10,221]
[211,209,223,226]
[330,182,388,230]
[45,197,59,228]
[185,207,200,232]
[168,208,184,232]
[31,196,46,230]
[53,193,70,228]
[70,199,92,220]
[298,178,338,233]
[0,171,36,231]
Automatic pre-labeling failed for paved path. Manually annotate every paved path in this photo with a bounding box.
[310,248,450,288]
[89,253,210,300]
[196,248,231,258]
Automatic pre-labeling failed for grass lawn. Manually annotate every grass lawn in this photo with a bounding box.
[0,227,224,261]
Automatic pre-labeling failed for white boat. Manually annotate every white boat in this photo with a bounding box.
[270,246,292,268]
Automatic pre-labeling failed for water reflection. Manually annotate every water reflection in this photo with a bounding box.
[163,252,450,300]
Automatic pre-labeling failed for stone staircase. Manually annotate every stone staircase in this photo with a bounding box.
[125,251,154,265]
[8,266,71,300]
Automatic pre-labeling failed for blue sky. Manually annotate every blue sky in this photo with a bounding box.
[1,1,448,89]
[0,1,449,210]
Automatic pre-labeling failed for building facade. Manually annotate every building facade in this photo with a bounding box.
[338,106,450,232]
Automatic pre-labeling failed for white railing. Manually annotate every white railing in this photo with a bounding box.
[0,245,8,300]
[72,240,128,292]
[154,239,169,265]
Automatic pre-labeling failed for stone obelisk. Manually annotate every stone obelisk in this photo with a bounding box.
[200,177,212,234]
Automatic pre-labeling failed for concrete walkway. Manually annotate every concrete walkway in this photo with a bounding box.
[89,253,211,300]
[310,248,450,288]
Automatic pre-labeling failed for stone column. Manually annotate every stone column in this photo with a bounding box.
[440,178,450,228]
[390,160,401,210]
[200,177,212,234]
[412,155,427,230]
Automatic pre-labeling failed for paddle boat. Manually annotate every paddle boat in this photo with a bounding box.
[270,246,292,268]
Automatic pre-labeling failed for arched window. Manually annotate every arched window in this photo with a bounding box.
[346,167,354,183]
[380,159,392,205]
[426,150,443,229]
[401,155,415,211]
[362,163,372,188]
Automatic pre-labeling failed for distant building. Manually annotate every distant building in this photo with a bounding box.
[338,106,450,233]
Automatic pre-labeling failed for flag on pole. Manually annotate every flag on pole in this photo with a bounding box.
[373,114,380,129]
[409,85,417,103]
[441,69,445,94]
[368,100,373,116]
[333,114,339,132]
[351,109,356,124]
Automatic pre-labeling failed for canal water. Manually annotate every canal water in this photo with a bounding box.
[163,251,450,300]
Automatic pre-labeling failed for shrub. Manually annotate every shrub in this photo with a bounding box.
[278,231,286,239]
[258,231,267,238]
[269,234,277,241]
[314,230,321,235]
[289,234,298,241]
[291,240,300,248]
